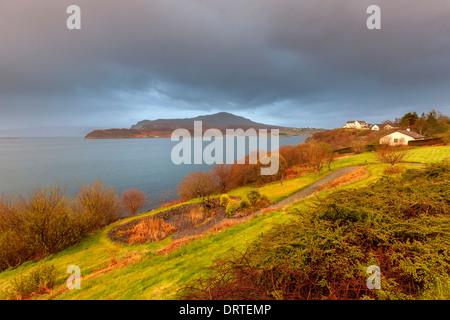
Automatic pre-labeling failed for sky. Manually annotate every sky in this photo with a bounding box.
[1,0,450,136]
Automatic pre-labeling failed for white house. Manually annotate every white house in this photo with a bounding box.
[379,129,425,146]
[342,121,369,129]
[371,124,380,131]
[383,124,399,130]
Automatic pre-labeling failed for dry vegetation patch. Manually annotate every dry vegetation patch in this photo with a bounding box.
[109,199,236,244]
[156,235,205,255]
[123,218,177,244]
[318,166,369,191]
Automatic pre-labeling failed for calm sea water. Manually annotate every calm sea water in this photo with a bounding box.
[0,136,307,209]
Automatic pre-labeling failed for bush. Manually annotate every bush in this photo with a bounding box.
[0,180,121,272]
[77,180,121,229]
[0,186,81,270]
[247,190,262,205]
[383,165,405,175]
[121,189,147,216]
[123,218,177,244]
[376,144,407,169]
[255,195,271,208]
[226,200,240,217]
[254,153,288,185]
[219,194,230,207]
[239,199,250,209]
[278,145,302,168]
[351,139,367,154]
[305,142,334,175]
[423,159,450,180]
[227,162,255,189]
[177,171,218,205]
[2,264,56,300]
[211,164,233,192]
[408,137,444,147]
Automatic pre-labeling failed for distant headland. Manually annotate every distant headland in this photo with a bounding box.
[85,112,324,139]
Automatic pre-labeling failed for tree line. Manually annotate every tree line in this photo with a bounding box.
[177,142,335,205]
[393,109,449,136]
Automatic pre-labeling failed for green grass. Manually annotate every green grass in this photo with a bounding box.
[403,146,450,163]
[227,151,378,203]
[0,145,448,300]
[228,173,321,202]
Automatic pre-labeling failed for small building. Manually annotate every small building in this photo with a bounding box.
[379,129,425,146]
[371,124,380,131]
[342,121,369,129]
[382,124,399,130]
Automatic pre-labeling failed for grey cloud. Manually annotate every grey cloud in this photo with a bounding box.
[0,0,449,133]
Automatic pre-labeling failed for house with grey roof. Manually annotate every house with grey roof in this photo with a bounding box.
[379,128,425,146]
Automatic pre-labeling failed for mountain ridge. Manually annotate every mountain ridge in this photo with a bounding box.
[85,112,323,139]
[130,112,277,130]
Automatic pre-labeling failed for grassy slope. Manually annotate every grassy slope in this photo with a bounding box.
[403,145,450,163]
[0,146,448,299]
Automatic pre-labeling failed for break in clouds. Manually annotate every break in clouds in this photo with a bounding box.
[0,0,450,133]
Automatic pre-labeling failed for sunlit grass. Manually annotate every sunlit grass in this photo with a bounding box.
[53,209,294,299]
[403,145,450,163]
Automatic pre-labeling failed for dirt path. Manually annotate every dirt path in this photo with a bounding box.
[172,166,363,240]
[271,166,362,208]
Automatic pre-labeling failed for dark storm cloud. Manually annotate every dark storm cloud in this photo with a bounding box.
[0,0,449,132]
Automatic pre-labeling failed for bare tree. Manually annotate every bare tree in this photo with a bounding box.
[414,117,428,135]
[326,149,336,171]
[210,164,232,193]
[78,180,121,227]
[278,145,302,168]
[307,142,334,175]
[121,189,147,216]
[255,153,288,185]
[376,144,407,169]
[351,138,367,154]
[177,171,218,207]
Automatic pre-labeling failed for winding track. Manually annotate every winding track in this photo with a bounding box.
[271,166,363,208]
[172,166,363,240]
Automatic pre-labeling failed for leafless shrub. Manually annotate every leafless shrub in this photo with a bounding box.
[77,180,121,229]
[121,189,147,216]
[0,180,121,271]
[306,142,334,175]
[376,144,407,169]
[177,171,218,206]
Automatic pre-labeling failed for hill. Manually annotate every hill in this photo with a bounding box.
[131,112,274,130]
[306,128,396,151]
[85,112,323,139]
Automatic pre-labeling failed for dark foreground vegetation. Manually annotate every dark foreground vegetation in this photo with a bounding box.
[179,161,450,300]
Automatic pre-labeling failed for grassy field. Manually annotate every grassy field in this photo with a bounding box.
[0,145,449,300]
[403,145,450,163]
